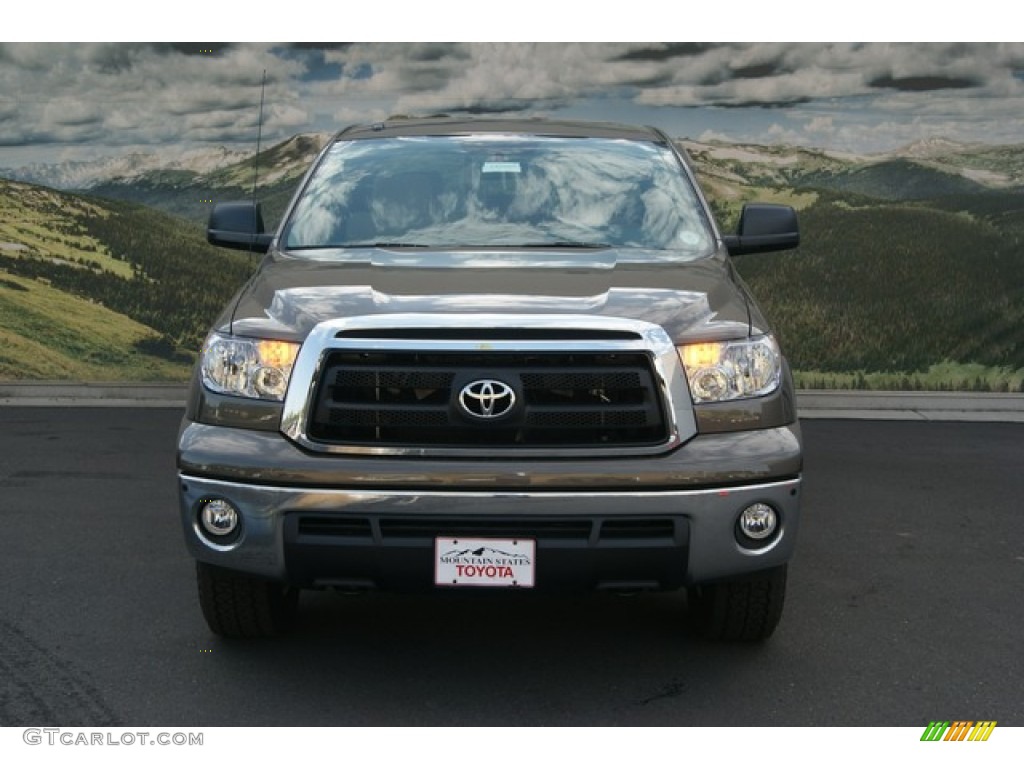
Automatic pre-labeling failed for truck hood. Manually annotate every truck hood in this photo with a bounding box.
[227,249,758,343]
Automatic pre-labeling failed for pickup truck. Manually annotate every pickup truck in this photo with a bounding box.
[178,117,802,641]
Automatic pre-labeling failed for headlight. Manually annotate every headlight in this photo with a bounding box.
[677,335,781,403]
[200,333,300,401]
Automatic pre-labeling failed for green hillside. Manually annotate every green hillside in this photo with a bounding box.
[0,271,189,380]
[796,159,987,200]
[0,179,254,380]
[683,139,1024,391]
[733,190,1024,390]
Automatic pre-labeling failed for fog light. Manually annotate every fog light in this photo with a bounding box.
[737,503,778,542]
[199,499,239,537]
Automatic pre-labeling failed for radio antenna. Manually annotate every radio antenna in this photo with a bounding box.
[252,69,266,198]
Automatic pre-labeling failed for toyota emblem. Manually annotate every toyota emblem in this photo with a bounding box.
[458,379,516,419]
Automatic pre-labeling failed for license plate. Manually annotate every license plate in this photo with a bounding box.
[434,537,536,588]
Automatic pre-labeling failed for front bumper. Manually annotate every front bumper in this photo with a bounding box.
[178,422,802,588]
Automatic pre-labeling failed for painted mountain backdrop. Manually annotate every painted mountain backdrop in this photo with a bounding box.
[1,133,1022,389]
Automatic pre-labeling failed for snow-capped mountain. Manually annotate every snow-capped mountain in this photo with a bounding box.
[1,145,252,190]
[895,137,972,159]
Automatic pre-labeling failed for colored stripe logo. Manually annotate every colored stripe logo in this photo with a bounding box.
[920,721,997,741]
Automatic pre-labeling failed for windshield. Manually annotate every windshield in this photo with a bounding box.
[281,134,715,258]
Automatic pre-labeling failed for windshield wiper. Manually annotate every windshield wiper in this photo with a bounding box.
[290,241,614,251]
[287,242,432,250]
[518,240,614,249]
[345,241,431,248]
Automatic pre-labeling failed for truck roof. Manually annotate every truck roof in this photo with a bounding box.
[334,116,668,143]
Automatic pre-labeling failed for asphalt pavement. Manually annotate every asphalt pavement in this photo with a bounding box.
[0,405,1021,726]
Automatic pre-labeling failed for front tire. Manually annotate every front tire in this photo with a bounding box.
[687,564,787,642]
[196,562,299,638]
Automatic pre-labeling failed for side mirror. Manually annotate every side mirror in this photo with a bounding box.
[207,201,273,253]
[722,203,799,256]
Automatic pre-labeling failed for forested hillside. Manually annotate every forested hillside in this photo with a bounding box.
[685,139,1024,390]
[734,191,1024,388]
[0,180,253,379]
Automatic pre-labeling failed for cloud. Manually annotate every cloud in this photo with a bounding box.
[0,43,304,151]
[805,116,836,136]
[1,42,1023,163]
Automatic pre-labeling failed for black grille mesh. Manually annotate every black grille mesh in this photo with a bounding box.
[307,349,668,448]
[295,515,678,543]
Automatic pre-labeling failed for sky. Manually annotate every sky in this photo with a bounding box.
[2,40,1023,168]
